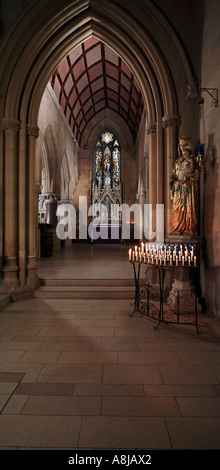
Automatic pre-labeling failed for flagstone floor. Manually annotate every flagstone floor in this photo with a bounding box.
[0,243,220,450]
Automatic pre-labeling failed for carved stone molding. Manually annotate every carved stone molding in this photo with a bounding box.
[146,122,157,135]
[2,118,21,134]
[162,115,181,130]
[26,124,39,139]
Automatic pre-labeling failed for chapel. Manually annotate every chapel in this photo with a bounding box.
[0,0,220,452]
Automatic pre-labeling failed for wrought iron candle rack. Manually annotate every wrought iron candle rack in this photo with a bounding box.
[129,260,199,334]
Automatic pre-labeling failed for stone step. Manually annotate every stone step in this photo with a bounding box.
[40,279,134,286]
[36,278,135,299]
[0,293,10,310]
[35,290,133,299]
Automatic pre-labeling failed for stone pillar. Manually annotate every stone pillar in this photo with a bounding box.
[146,122,157,232]
[44,193,59,227]
[162,114,181,237]
[18,122,27,286]
[1,118,20,292]
[26,124,39,288]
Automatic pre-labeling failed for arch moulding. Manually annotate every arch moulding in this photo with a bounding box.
[0,0,195,292]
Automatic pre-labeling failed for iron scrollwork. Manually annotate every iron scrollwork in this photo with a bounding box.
[129,261,199,334]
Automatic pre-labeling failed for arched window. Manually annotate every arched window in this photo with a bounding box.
[94,131,120,190]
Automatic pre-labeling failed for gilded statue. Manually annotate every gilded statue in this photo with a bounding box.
[169,137,199,235]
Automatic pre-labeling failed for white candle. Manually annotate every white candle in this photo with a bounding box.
[156,257,158,265]
[170,256,172,266]
[132,251,135,261]
[147,256,150,264]
[129,249,132,261]
[194,256,196,266]
[176,256,178,266]
[188,256,191,266]
[182,256,184,266]
[179,252,181,261]
[143,253,146,263]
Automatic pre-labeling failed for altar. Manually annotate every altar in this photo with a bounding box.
[90,182,122,243]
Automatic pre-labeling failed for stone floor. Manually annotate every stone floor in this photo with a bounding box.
[0,243,220,450]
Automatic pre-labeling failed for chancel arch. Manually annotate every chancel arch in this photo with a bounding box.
[0,0,197,294]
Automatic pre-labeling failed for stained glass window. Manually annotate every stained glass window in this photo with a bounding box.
[94,130,120,190]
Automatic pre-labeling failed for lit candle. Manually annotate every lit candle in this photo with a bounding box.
[143,253,146,263]
[141,242,144,252]
[132,251,135,261]
[182,256,184,266]
[147,256,150,264]
[179,251,181,261]
[176,256,178,266]
[129,249,132,261]
[188,256,191,266]
[156,257,158,265]
[136,251,139,262]
[170,256,172,266]
[194,256,197,266]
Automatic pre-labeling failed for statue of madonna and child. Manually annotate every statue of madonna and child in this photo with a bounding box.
[169,137,199,235]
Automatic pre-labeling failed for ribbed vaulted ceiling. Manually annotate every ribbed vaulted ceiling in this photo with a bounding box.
[50,36,144,145]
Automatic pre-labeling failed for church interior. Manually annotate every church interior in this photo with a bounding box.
[0,0,220,452]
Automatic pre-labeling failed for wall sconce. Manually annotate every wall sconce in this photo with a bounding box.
[198,88,218,107]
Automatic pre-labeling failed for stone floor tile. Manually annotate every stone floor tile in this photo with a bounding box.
[118,351,180,364]
[38,341,91,351]
[78,416,171,449]
[57,351,117,364]
[91,342,139,351]
[74,384,144,396]
[212,384,220,396]
[207,364,220,381]
[0,395,10,412]
[0,364,43,383]
[0,372,24,382]
[0,350,25,363]
[101,396,180,416]
[177,351,220,364]
[36,364,103,383]
[176,397,220,416]
[21,395,101,415]
[103,364,162,384]
[37,327,77,336]
[54,319,94,327]
[0,415,81,448]
[0,382,18,394]
[0,341,40,350]
[143,384,216,397]
[159,365,219,384]
[14,382,75,396]
[19,350,60,364]
[138,342,170,351]
[76,327,114,336]
[1,326,40,337]
[166,417,220,449]
[2,395,28,414]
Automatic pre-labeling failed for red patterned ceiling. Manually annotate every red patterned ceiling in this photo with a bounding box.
[50,36,144,144]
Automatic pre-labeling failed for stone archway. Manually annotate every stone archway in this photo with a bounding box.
[0,0,197,293]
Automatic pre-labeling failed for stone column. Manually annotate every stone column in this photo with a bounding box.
[44,193,59,227]
[18,122,27,286]
[162,114,181,237]
[146,122,157,233]
[1,118,20,292]
[26,124,39,288]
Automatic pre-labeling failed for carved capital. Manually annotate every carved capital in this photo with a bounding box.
[146,122,157,135]
[162,115,181,130]
[27,124,39,139]
[2,118,21,134]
